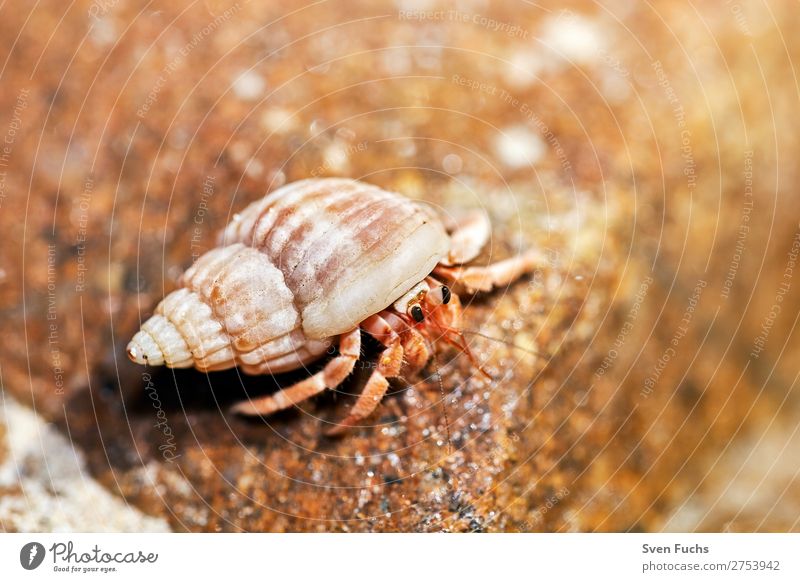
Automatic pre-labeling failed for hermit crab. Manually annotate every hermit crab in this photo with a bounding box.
[127,178,539,434]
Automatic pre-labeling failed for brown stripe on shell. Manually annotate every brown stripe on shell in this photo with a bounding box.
[259,181,363,273]
[225,179,320,246]
[291,196,413,303]
[187,244,300,352]
[284,194,403,299]
[157,288,231,360]
[278,189,398,280]
[243,180,337,250]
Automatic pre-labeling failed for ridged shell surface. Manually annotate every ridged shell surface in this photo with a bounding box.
[127,178,450,374]
[221,178,449,337]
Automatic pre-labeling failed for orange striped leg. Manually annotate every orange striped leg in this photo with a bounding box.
[435,249,542,294]
[401,327,430,372]
[441,210,491,266]
[326,312,407,435]
[231,328,361,416]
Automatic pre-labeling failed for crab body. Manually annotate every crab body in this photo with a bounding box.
[127,178,539,433]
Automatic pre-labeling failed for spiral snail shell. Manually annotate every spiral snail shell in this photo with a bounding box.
[127,177,539,432]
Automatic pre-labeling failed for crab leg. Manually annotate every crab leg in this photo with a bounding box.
[401,326,430,372]
[325,312,408,435]
[326,339,405,435]
[435,249,543,294]
[440,210,491,266]
[231,328,361,416]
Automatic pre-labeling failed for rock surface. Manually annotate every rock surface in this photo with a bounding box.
[1,0,798,531]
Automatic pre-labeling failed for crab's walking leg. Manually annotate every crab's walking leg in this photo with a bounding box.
[401,327,430,372]
[326,313,406,435]
[231,328,361,417]
[435,249,543,294]
[440,210,491,266]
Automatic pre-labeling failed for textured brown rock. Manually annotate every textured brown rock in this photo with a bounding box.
[1,0,798,531]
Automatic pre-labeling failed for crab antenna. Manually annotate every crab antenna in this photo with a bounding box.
[429,347,453,456]
[422,302,493,381]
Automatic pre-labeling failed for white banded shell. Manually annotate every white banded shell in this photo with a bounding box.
[127,178,450,374]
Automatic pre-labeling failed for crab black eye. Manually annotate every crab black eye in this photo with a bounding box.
[441,286,451,304]
[410,304,424,322]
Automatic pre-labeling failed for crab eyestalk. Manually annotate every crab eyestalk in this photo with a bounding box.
[427,283,451,306]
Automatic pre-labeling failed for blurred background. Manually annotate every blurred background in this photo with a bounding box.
[1,0,798,531]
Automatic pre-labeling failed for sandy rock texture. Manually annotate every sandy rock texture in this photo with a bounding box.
[0,0,798,531]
